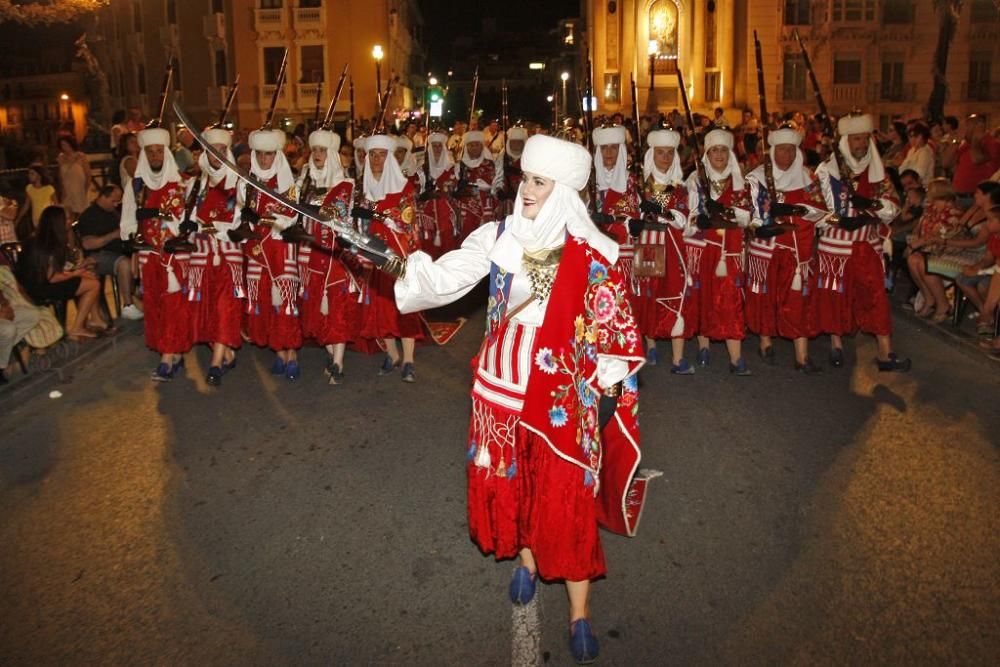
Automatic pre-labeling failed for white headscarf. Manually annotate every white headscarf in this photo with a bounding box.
[702,129,744,191]
[426,132,454,180]
[767,142,812,191]
[461,131,493,169]
[363,134,409,202]
[199,145,239,189]
[396,135,419,177]
[250,146,295,193]
[594,140,628,193]
[829,135,885,183]
[353,136,367,176]
[488,135,618,274]
[305,130,347,189]
[643,129,684,185]
[505,126,529,160]
[135,130,181,190]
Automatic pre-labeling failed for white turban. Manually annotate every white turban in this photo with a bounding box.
[838,113,874,137]
[593,125,627,146]
[249,128,286,152]
[137,127,170,148]
[460,130,493,168]
[198,128,238,189]
[426,134,454,180]
[308,129,340,152]
[202,127,232,147]
[506,126,529,159]
[462,131,485,145]
[395,135,418,176]
[489,134,618,274]
[767,127,802,148]
[647,129,681,148]
[304,129,346,189]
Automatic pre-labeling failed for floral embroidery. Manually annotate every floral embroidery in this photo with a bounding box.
[535,347,558,374]
[588,260,608,284]
[549,406,568,427]
[593,286,617,324]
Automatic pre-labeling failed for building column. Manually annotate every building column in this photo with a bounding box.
[720,0,736,109]
[690,0,706,108]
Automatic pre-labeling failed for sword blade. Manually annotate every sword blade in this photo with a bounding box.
[172,101,399,262]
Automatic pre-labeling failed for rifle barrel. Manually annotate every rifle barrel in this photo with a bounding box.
[264,48,289,129]
[322,63,350,129]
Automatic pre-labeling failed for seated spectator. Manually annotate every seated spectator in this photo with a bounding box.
[972,205,1000,355]
[899,123,935,186]
[76,184,143,321]
[905,178,964,321]
[899,168,922,193]
[0,261,41,385]
[15,164,58,241]
[15,206,102,341]
[890,185,926,278]
[954,186,1000,336]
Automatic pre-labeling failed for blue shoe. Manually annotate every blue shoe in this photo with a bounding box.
[697,347,710,367]
[569,619,600,665]
[729,358,752,376]
[285,360,300,380]
[508,566,536,605]
[829,348,845,368]
[206,366,223,386]
[221,356,237,375]
[170,356,185,376]
[645,347,658,366]
[270,357,286,375]
[671,358,695,375]
[151,362,173,382]
[378,355,399,376]
[401,362,415,383]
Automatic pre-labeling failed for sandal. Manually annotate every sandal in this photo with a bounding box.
[66,329,97,340]
[930,311,949,324]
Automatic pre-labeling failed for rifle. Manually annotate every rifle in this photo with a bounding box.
[373,76,398,132]
[628,75,644,184]
[146,52,174,128]
[500,79,511,199]
[312,73,323,129]
[213,75,239,128]
[468,66,480,128]
[322,63,350,130]
[348,76,356,142]
[583,62,599,212]
[263,48,289,129]
[793,29,856,207]
[753,32,778,206]
[676,67,710,198]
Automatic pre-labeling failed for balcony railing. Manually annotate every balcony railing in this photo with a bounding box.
[294,6,324,29]
[871,81,916,102]
[777,83,808,103]
[205,86,229,113]
[259,83,289,110]
[296,82,325,111]
[253,7,287,33]
[830,83,870,105]
[203,12,226,41]
[963,82,1000,102]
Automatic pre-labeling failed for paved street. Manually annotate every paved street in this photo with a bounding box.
[1,295,998,666]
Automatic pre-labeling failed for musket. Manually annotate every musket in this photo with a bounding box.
[500,79,510,193]
[468,66,480,128]
[312,73,323,128]
[584,61,598,212]
[793,29,856,204]
[348,76,356,142]
[263,48,289,130]
[676,66,710,199]
[147,52,174,128]
[628,75,644,185]
[753,31,778,204]
[213,75,239,128]
[374,76,398,132]
[322,63,350,130]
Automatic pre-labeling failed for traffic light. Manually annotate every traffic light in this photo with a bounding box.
[429,86,443,103]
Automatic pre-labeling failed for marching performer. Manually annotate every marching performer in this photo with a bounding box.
[591,124,641,297]
[683,128,753,375]
[388,134,646,665]
[498,124,527,199]
[745,124,829,374]
[187,125,244,386]
[351,135,367,181]
[297,126,361,385]
[453,130,499,239]
[418,130,461,258]
[238,125,306,379]
[814,112,911,372]
[633,129,691,371]
[395,134,425,192]
[354,133,424,382]
[120,123,192,381]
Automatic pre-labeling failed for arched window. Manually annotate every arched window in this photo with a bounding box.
[648,0,679,75]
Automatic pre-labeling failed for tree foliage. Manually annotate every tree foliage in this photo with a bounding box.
[0,0,109,26]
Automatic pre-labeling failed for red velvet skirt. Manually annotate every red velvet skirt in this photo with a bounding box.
[773,248,816,340]
[696,244,746,341]
[193,260,243,349]
[466,398,606,582]
[300,267,361,345]
[243,270,302,351]
[141,255,192,355]
[361,269,425,341]
[812,242,892,337]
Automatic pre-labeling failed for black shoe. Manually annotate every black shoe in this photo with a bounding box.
[728,358,752,376]
[877,353,911,373]
[401,362,416,383]
[794,358,824,375]
[206,366,223,386]
[328,363,344,385]
[829,348,844,368]
[378,356,399,376]
[758,346,777,365]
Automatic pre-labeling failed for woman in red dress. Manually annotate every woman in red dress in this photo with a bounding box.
[388,135,648,664]
[419,132,461,258]
[356,134,424,382]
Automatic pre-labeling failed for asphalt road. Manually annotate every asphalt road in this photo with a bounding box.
[1,295,998,666]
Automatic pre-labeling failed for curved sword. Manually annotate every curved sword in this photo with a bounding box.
[172,101,399,263]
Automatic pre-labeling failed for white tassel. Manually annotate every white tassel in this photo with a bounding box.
[791,266,802,292]
[882,237,893,258]
[271,283,282,307]
[474,443,491,469]
[320,292,329,315]
[715,256,728,278]
[670,314,685,338]
[686,273,693,287]
[434,230,441,247]
[213,253,221,267]
[166,264,181,294]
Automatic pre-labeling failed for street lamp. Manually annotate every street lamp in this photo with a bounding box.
[560,71,569,118]
[648,40,658,93]
[373,44,384,108]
